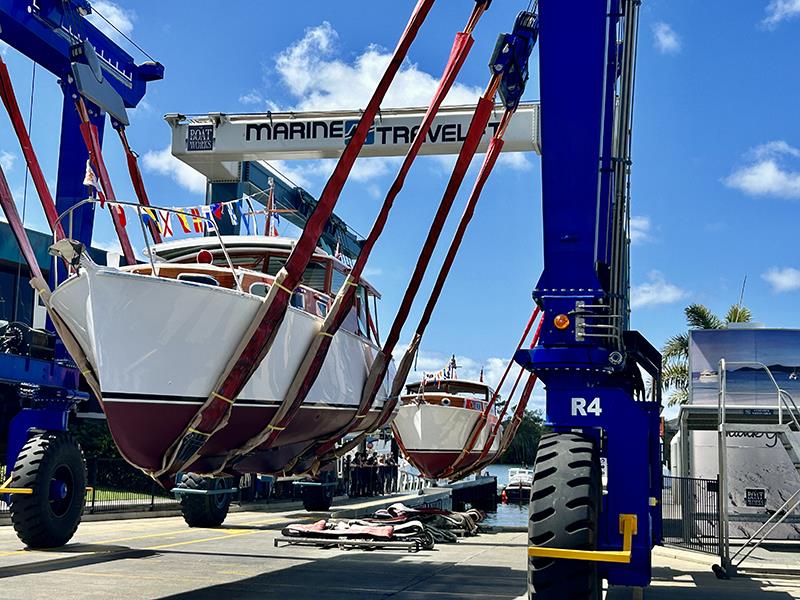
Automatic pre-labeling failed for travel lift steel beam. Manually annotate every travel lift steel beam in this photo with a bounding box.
[514,0,663,594]
[167,103,540,261]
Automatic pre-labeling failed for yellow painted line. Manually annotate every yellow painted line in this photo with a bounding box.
[84,516,286,546]
[0,516,289,558]
[145,530,257,550]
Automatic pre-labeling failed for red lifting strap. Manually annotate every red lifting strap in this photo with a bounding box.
[311,90,499,463]
[0,58,64,240]
[439,305,540,479]
[155,0,437,483]
[216,4,490,475]
[76,99,136,264]
[0,166,44,281]
[448,317,545,481]
[116,126,162,244]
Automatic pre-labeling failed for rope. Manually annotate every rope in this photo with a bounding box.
[90,5,158,63]
[154,0,437,481]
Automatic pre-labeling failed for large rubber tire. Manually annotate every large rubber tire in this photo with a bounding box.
[528,432,601,600]
[178,473,231,527]
[302,484,334,512]
[9,432,86,548]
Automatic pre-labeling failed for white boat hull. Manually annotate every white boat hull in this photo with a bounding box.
[49,265,392,474]
[392,402,501,479]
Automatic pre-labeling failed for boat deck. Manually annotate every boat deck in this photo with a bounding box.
[0,503,798,599]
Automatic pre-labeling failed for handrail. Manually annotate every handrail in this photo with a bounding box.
[779,389,800,432]
[52,198,242,292]
[718,360,784,426]
[717,358,800,575]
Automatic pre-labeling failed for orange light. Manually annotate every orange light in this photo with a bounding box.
[554,314,570,330]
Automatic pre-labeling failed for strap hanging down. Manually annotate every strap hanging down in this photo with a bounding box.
[441,306,544,480]
[154,0,437,484]
[435,305,540,479]
[0,57,64,240]
[114,124,162,244]
[216,1,492,475]
[310,82,501,465]
[75,98,136,265]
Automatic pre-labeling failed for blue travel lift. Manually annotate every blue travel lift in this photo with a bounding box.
[517,1,663,597]
[0,0,162,547]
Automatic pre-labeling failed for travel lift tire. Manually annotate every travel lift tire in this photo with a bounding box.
[9,431,86,548]
[178,473,232,527]
[528,432,602,600]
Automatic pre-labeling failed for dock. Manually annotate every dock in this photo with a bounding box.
[1,496,798,599]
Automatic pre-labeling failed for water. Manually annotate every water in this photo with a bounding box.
[481,463,530,528]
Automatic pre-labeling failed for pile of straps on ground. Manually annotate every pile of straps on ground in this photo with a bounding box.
[0,0,545,486]
[281,503,486,550]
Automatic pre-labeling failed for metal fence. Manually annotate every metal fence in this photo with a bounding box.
[2,459,428,516]
[662,475,721,555]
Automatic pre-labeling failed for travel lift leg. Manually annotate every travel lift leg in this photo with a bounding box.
[515,1,662,598]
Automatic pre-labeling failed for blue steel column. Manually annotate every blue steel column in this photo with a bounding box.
[516,0,659,588]
[54,94,103,247]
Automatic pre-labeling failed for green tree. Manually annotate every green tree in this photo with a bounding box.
[500,409,548,465]
[662,303,752,405]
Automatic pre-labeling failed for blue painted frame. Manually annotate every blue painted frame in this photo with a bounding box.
[515,0,663,588]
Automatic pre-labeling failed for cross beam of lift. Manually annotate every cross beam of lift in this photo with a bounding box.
[165,103,539,258]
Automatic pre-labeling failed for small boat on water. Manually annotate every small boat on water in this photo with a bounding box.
[49,233,393,477]
[392,373,501,480]
[501,467,533,502]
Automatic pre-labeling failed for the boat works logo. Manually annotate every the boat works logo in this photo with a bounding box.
[186,125,215,151]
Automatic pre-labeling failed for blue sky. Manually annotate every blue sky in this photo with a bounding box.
[1,1,799,414]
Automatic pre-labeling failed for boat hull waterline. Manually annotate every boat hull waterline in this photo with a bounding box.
[49,264,393,476]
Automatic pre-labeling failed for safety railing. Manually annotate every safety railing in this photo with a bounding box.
[716,359,800,576]
[662,475,721,556]
[52,198,242,291]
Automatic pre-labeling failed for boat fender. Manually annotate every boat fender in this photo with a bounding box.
[441,397,451,406]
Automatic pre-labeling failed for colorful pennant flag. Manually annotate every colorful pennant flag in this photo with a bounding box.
[159,210,174,238]
[226,202,238,226]
[189,208,204,233]
[201,205,217,232]
[176,211,192,234]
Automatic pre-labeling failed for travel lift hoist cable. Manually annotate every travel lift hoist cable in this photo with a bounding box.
[308,9,541,470]
[212,0,495,477]
[153,0,439,485]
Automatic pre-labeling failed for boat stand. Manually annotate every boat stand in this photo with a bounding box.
[274,536,422,553]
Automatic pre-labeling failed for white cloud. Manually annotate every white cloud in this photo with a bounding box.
[762,0,800,28]
[630,271,687,309]
[724,140,800,199]
[629,215,651,244]
[0,151,17,172]
[763,267,800,292]
[86,1,135,42]
[275,22,482,112]
[239,91,263,105]
[652,22,681,55]
[392,346,530,401]
[496,152,534,171]
[142,146,206,194]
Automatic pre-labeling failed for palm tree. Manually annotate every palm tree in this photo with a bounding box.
[662,303,752,405]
